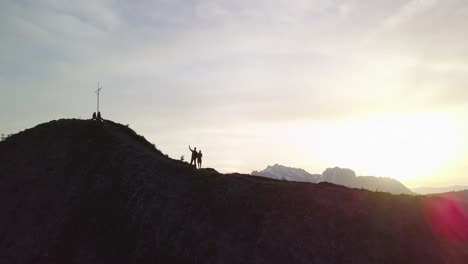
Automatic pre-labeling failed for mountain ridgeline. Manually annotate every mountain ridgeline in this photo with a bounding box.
[1,119,467,263]
[252,164,413,195]
[413,186,468,194]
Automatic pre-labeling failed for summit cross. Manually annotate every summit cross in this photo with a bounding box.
[95,82,103,113]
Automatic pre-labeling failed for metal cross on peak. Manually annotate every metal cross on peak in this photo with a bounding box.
[95,82,103,113]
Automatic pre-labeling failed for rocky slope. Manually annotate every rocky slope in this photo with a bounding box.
[0,119,467,263]
[253,165,413,195]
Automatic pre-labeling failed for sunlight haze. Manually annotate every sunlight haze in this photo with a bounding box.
[1,0,468,188]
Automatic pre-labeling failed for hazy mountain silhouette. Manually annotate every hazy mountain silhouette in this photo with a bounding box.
[253,165,413,195]
[251,164,321,182]
[413,186,468,195]
[1,119,467,263]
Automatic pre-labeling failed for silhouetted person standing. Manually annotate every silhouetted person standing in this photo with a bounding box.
[197,150,203,169]
[189,146,197,167]
[92,112,96,120]
[97,112,103,122]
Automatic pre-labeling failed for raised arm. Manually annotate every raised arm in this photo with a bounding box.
[189,145,193,151]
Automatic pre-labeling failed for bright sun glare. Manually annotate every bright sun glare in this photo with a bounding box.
[261,111,463,186]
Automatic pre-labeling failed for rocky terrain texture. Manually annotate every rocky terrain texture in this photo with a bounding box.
[0,119,467,263]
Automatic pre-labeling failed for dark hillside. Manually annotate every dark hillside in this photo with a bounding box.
[433,190,468,205]
[0,119,467,263]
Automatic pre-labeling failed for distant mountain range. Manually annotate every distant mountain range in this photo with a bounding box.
[251,164,322,182]
[252,164,413,195]
[412,186,468,195]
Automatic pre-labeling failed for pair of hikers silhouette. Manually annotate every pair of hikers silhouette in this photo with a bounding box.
[189,146,203,169]
[92,112,104,122]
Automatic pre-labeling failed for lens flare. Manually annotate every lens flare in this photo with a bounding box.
[424,195,468,243]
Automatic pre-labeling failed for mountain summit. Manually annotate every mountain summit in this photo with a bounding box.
[253,165,413,195]
[1,119,467,263]
[251,164,321,182]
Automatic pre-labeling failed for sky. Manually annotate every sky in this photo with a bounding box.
[1,0,468,188]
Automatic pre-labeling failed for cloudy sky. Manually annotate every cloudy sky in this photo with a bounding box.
[2,0,468,187]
